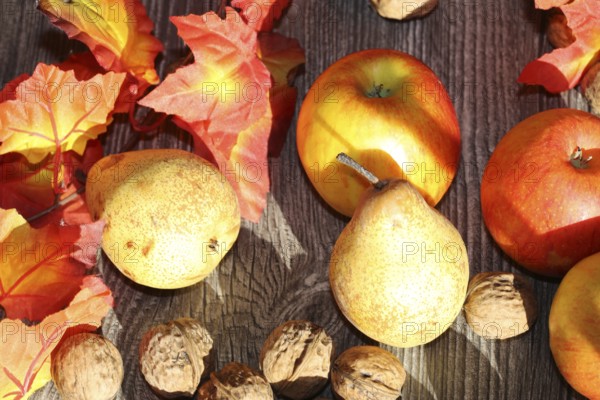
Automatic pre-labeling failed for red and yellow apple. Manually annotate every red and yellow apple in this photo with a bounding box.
[481,108,600,277]
[549,251,600,399]
[296,48,461,217]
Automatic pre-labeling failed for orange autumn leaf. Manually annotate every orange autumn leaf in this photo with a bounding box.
[0,276,113,400]
[37,0,163,89]
[257,32,305,156]
[535,0,570,9]
[174,105,272,222]
[1,53,134,113]
[518,0,600,92]
[58,51,138,113]
[0,208,104,322]
[232,0,291,32]
[0,64,125,189]
[139,9,273,221]
[1,53,109,99]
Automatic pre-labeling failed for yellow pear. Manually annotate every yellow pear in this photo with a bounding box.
[329,154,469,347]
[86,149,241,289]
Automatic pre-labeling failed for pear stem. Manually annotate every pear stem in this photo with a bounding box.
[336,153,387,190]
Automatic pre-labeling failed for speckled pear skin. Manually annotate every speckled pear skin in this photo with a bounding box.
[86,149,241,289]
[329,180,469,348]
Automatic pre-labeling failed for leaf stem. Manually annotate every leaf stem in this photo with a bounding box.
[218,0,228,18]
[128,102,167,134]
[336,153,386,190]
[25,185,85,223]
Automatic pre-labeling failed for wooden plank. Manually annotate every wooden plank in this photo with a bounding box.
[0,0,590,399]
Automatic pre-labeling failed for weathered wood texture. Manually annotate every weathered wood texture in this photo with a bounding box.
[0,0,591,399]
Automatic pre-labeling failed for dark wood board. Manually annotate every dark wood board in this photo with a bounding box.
[0,0,591,399]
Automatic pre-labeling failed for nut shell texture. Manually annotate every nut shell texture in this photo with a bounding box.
[196,362,274,400]
[331,346,405,400]
[51,333,123,400]
[139,318,214,398]
[370,0,438,20]
[259,320,333,400]
[464,272,538,339]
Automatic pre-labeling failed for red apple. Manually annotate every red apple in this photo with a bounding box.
[549,251,600,399]
[296,48,460,217]
[481,108,600,276]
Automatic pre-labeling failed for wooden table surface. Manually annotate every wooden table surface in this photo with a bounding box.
[1,0,591,399]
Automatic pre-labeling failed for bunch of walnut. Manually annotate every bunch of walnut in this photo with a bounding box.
[259,320,406,400]
[138,318,408,399]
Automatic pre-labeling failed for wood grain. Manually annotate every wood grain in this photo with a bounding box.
[0,0,591,399]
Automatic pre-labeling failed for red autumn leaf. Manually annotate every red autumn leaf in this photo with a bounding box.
[139,9,273,221]
[232,0,291,31]
[0,64,125,190]
[0,140,102,225]
[518,0,600,92]
[0,208,104,322]
[58,51,106,81]
[37,0,163,90]
[0,154,56,223]
[0,276,113,400]
[257,32,305,156]
[0,74,28,103]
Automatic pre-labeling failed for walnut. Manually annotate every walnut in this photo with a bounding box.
[196,362,274,399]
[546,9,575,48]
[331,346,406,400]
[464,272,538,340]
[582,63,600,116]
[139,318,214,398]
[370,0,438,21]
[259,320,333,400]
[51,333,123,400]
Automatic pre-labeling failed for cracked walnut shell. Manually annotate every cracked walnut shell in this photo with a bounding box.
[259,320,333,400]
[331,346,406,400]
[196,362,274,399]
[139,318,214,398]
[582,63,600,116]
[464,272,538,340]
[370,0,438,21]
[51,333,123,400]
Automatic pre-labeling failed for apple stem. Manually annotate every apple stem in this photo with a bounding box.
[336,153,387,190]
[570,146,592,169]
[366,83,390,98]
